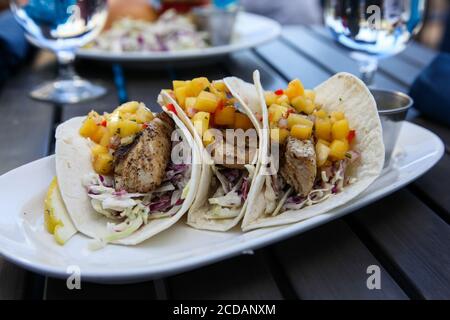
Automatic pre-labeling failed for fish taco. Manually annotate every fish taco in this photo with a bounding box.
[158,77,266,231]
[242,71,385,230]
[55,102,201,245]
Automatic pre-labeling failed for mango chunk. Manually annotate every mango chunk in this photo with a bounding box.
[135,104,154,124]
[79,117,98,138]
[291,124,313,140]
[214,106,236,126]
[213,81,227,92]
[332,119,350,140]
[316,141,331,167]
[192,112,210,136]
[315,117,332,141]
[304,89,316,101]
[195,91,219,113]
[185,97,197,111]
[291,96,315,115]
[268,104,289,125]
[270,128,290,144]
[234,113,253,130]
[117,101,139,114]
[186,77,210,97]
[117,120,141,138]
[329,139,349,160]
[173,80,187,90]
[265,92,278,106]
[287,114,313,130]
[175,87,187,109]
[285,79,305,100]
[93,152,114,175]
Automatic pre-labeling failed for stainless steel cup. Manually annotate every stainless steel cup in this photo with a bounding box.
[370,89,413,167]
[192,6,239,46]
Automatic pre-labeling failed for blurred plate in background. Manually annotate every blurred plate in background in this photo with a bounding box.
[76,12,281,63]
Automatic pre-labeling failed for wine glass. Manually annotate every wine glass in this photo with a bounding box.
[324,0,426,85]
[10,0,108,104]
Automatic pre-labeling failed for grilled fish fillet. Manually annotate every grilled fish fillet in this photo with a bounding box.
[213,131,257,169]
[280,136,316,197]
[114,113,174,193]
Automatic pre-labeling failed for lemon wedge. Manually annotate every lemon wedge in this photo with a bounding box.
[44,177,77,245]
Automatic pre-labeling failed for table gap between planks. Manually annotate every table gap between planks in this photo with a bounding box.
[0,26,448,300]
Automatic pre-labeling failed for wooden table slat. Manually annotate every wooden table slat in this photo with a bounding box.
[401,42,438,67]
[273,220,408,300]
[413,117,450,151]
[167,253,283,300]
[61,63,119,121]
[45,278,157,300]
[282,27,407,91]
[410,153,450,222]
[350,190,450,299]
[307,26,433,87]
[226,50,287,90]
[309,25,436,72]
[0,63,57,299]
[255,39,330,88]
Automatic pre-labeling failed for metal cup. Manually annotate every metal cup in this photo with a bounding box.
[192,5,239,46]
[370,89,413,167]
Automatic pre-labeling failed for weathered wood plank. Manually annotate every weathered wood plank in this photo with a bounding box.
[283,27,407,91]
[167,253,283,300]
[0,260,28,299]
[61,62,118,121]
[45,278,157,300]
[350,190,450,299]
[413,117,450,152]
[0,63,56,300]
[272,220,408,300]
[124,68,170,111]
[226,50,287,90]
[410,154,450,222]
[400,42,437,67]
[255,39,330,88]
[307,25,434,89]
[0,70,55,174]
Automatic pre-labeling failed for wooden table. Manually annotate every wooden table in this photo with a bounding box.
[1,26,449,300]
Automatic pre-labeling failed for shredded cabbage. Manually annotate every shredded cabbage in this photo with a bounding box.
[206,205,240,220]
[268,155,360,215]
[83,139,191,245]
[90,9,209,53]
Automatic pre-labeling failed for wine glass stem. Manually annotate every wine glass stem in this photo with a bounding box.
[357,56,378,86]
[56,50,77,81]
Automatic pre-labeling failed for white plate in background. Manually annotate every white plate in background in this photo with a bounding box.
[77,13,281,63]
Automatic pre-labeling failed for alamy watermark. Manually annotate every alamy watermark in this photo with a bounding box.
[66,265,81,290]
[170,128,279,176]
[366,265,381,290]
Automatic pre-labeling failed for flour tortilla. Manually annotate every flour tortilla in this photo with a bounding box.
[242,71,385,231]
[55,113,201,245]
[158,77,264,231]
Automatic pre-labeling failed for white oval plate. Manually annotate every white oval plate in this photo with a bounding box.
[0,122,444,284]
[77,12,281,63]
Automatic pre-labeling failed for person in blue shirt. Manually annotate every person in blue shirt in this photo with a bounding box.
[442,1,450,53]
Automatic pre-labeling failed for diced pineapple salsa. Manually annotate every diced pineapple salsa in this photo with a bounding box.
[266,79,356,167]
[167,77,254,146]
[79,101,154,175]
